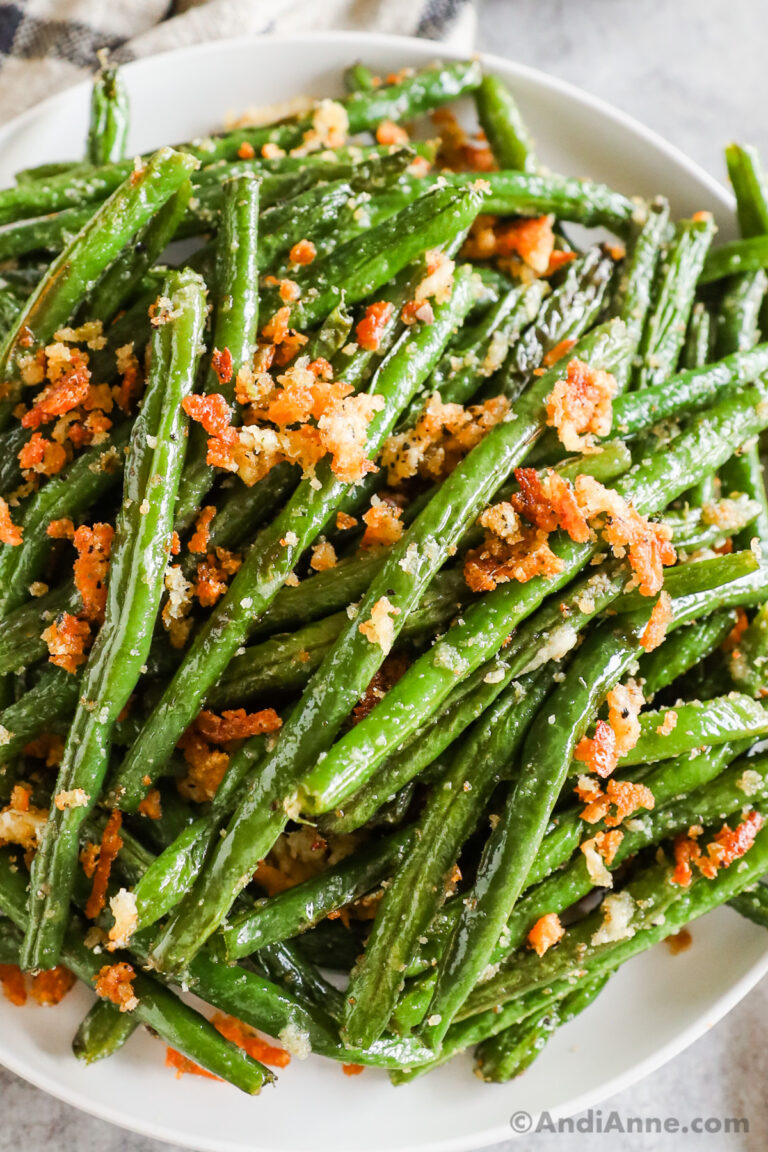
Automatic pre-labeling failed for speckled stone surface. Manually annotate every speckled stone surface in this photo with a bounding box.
[2,2,768,1149]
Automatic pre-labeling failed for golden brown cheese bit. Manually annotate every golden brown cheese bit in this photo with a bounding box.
[545,359,617,452]
[580,777,655,828]
[310,537,338,571]
[358,596,401,655]
[361,497,404,551]
[381,393,508,484]
[0,496,23,545]
[640,591,673,652]
[574,475,676,597]
[527,912,565,957]
[94,961,138,1012]
[42,613,91,674]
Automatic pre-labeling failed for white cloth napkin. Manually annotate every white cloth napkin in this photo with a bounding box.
[0,0,477,123]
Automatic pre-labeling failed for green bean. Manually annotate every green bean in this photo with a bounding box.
[419,605,655,1050]
[0,917,24,963]
[147,321,629,974]
[87,59,129,166]
[254,940,345,1020]
[493,248,614,399]
[179,950,433,1070]
[0,147,199,433]
[344,63,377,93]
[73,999,139,1064]
[0,423,130,621]
[21,269,206,971]
[0,850,271,1092]
[729,883,768,929]
[0,665,80,766]
[475,74,537,173]
[175,174,260,534]
[633,214,716,388]
[110,262,479,819]
[531,342,768,465]
[639,609,738,699]
[681,302,715,505]
[87,184,191,325]
[611,197,670,390]
[70,813,433,1070]
[207,570,470,709]
[220,826,415,959]
[727,144,768,237]
[302,377,768,820]
[15,161,88,184]
[341,667,553,1049]
[714,269,766,355]
[474,972,610,1082]
[700,236,768,285]
[730,607,768,696]
[428,278,549,405]
[441,171,637,233]
[612,694,768,769]
[459,821,768,1022]
[262,183,482,330]
[0,206,96,262]
[324,507,758,838]
[718,145,768,570]
[483,746,763,977]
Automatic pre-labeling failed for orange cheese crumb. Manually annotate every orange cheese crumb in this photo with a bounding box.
[94,961,138,1012]
[73,522,113,622]
[356,301,393,352]
[527,912,565,956]
[189,506,216,554]
[42,613,91,673]
[640,591,673,652]
[0,497,22,545]
[545,359,617,452]
[85,810,123,920]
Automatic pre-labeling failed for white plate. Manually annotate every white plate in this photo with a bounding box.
[0,29,764,1152]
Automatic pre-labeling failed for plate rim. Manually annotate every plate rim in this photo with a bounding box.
[0,28,761,1152]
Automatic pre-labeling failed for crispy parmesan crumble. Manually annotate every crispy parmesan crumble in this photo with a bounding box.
[381,393,508,483]
[358,596,401,655]
[545,359,617,452]
[672,811,763,886]
[356,301,393,351]
[527,912,565,956]
[0,497,22,545]
[73,523,114,622]
[310,537,338,571]
[0,786,47,851]
[177,709,280,804]
[640,591,673,652]
[185,365,384,487]
[189,506,216,554]
[196,707,282,744]
[85,810,123,920]
[361,496,404,550]
[574,679,644,778]
[107,888,138,950]
[95,961,138,1012]
[579,776,655,828]
[289,239,317,266]
[574,476,676,596]
[42,613,91,673]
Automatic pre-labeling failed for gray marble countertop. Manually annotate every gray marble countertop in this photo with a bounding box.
[2,1,768,1149]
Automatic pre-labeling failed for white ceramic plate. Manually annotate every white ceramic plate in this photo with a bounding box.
[0,30,764,1152]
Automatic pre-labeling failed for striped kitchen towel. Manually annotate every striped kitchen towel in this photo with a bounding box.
[0,0,477,122]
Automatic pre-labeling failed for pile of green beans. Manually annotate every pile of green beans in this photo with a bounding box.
[0,55,767,1097]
